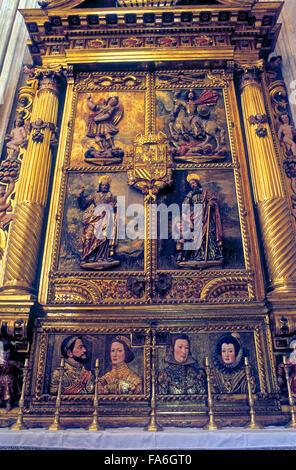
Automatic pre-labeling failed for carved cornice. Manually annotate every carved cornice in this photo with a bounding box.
[19,2,283,65]
[36,0,259,9]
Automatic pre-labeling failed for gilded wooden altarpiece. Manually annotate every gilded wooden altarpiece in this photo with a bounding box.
[43,67,261,307]
[1,0,295,429]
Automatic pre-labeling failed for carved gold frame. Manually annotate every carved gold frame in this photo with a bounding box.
[38,66,264,307]
[29,321,151,404]
[24,312,280,428]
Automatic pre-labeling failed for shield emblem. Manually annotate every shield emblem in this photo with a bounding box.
[128,132,174,195]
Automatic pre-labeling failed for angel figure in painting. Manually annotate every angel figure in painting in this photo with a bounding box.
[157,334,207,395]
[77,174,120,270]
[50,335,94,395]
[210,333,256,394]
[97,336,142,395]
[85,94,124,164]
[174,173,223,269]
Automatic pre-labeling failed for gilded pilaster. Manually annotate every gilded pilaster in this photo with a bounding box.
[238,62,296,297]
[0,67,63,297]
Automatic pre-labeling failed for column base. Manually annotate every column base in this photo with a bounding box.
[267,282,296,303]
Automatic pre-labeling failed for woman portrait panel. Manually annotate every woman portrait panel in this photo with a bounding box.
[97,335,142,395]
[211,333,256,394]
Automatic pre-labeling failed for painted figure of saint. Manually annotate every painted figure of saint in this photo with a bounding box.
[98,336,142,395]
[168,89,227,161]
[77,174,120,270]
[50,335,94,394]
[211,333,256,394]
[175,173,223,268]
[157,334,207,395]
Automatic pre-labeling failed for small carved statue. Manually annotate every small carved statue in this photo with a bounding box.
[0,340,21,411]
[98,336,142,395]
[157,334,207,395]
[277,113,296,157]
[50,335,94,394]
[175,173,223,268]
[5,113,28,158]
[77,174,120,270]
[210,333,256,394]
[0,177,15,230]
[265,56,283,84]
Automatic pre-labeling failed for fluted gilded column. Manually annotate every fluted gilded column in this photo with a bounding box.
[1,67,62,295]
[239,61,296,297]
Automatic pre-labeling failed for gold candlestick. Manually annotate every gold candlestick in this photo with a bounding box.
[244,357,261,429]
[11,359,29,431]
[283,356,296,428]
[88,359,103,431]
[145,330,163,432]
[204,357,218,430]
[49,358,65,431]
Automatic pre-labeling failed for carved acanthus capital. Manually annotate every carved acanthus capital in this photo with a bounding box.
[235,59,264,91]
[24,64,70,95]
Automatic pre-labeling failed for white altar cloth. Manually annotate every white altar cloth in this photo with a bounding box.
[0,426,295,450]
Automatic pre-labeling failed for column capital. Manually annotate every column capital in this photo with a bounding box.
[235,59,264,90]
[23,64,71,94]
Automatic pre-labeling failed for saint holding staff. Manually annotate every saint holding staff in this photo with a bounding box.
[77,174,120,270]
[175,173,223,268]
